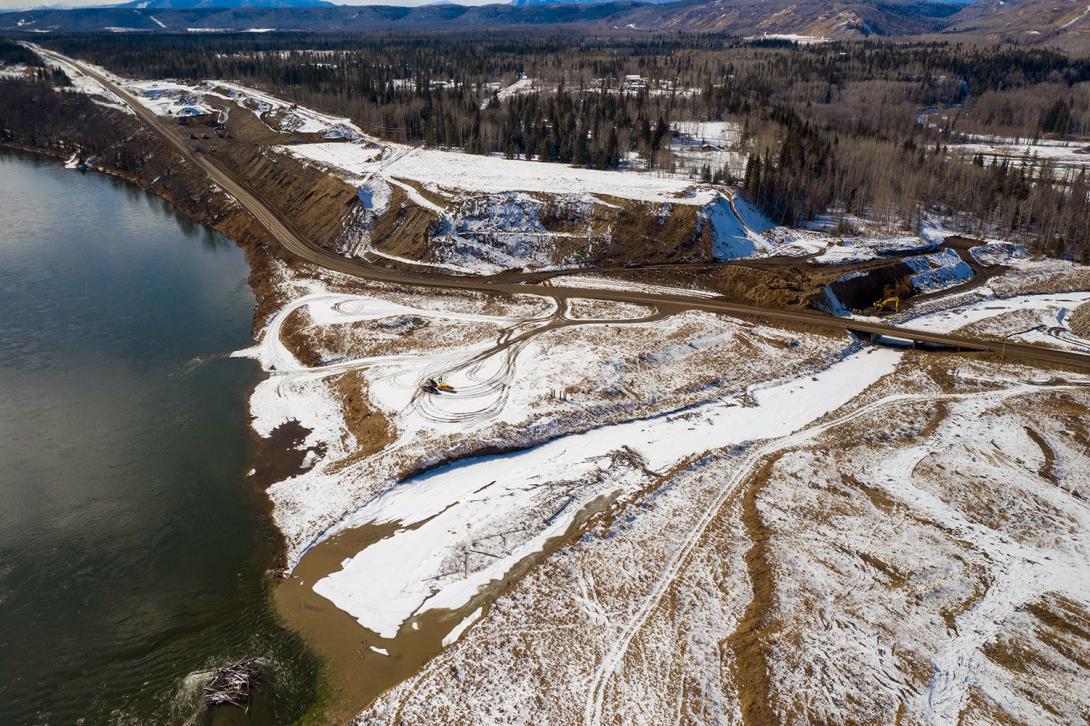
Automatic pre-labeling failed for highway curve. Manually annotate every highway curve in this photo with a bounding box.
[53,49,1090,372]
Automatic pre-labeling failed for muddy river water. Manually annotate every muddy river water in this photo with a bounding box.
[0,151,318,724]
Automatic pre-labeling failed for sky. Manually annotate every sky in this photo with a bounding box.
[0,0,502,8]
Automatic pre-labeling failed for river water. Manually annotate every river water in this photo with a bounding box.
[0,151,317,724]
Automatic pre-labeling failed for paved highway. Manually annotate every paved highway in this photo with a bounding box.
[53,48,1090,372]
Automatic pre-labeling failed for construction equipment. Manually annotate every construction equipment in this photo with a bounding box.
[421,378,456,394]
[874,296,900,313]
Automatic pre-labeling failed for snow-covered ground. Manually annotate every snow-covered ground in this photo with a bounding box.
[672,121,742,148]
[283,142,718,205]
[359,349,1090,725]
[26,45,372,141]
[811,234,938,264]
[210,80,367,139]
[27,47,133,115]
[316,343,901,639]
[237,263,848,566]
[124,79,216,118]
[947,135,1090,178]
[744,32,831,44]
[0,63,30,79]
[273,141,384,178]
[20,49,1090,721]
[549,274,721,299]
[904,289,1090,353]
[906,248,975,293]
[480,75,537,109]
[668,120,747,180]
[247,245,1089,725]
[705,194,775,259]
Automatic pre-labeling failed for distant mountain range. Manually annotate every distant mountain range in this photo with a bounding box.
[1,0,1087,53]
[1,0,644,32]
[508,0,675,6]
[613,0,964,37]
[119,0,332,8]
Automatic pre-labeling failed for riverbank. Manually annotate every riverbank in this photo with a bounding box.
[0,78,296,334]
[2,75,417,721]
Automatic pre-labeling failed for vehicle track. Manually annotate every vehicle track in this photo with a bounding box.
[44,47,1090,373]
[409,300,668,426]
[581,381,1086,725]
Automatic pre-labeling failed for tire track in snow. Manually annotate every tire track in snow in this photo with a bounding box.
[582,380,1090,726]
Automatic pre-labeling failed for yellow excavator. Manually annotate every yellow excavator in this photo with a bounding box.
[874,296,900,313]
[421,378,456,394]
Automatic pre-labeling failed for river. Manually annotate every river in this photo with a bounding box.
[0,151,318,724]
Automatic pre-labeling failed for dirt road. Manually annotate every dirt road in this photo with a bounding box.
[52,49,1090,371]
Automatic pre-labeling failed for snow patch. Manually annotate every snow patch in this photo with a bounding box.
[442,607,483,647]
[909,249,974,293]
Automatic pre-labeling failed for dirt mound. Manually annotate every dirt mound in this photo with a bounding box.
[1070,301,1090,339]
[544,195,709,268]
[368,184,439,261]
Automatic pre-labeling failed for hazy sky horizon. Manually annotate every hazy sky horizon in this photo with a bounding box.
[0,0,503,10]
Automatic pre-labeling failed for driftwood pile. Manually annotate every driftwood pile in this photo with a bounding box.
[203,658,262,709]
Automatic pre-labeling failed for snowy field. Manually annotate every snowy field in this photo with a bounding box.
[236,263,848,565]
[316,344,902,638]
[359,341,1090,726]
[671,120,743,148]
[947,135,1090,178]
[282,143,719,205]
[744,32,832,44]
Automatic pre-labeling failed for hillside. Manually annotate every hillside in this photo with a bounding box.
[943,0,1090,52]
[120,0,333,9]
[0,2,642,33]
[611,0,963,37]
[2,0,1088,48]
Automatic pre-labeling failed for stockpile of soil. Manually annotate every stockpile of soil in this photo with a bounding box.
[552,195,709,267]
[1070,301,1090,339]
